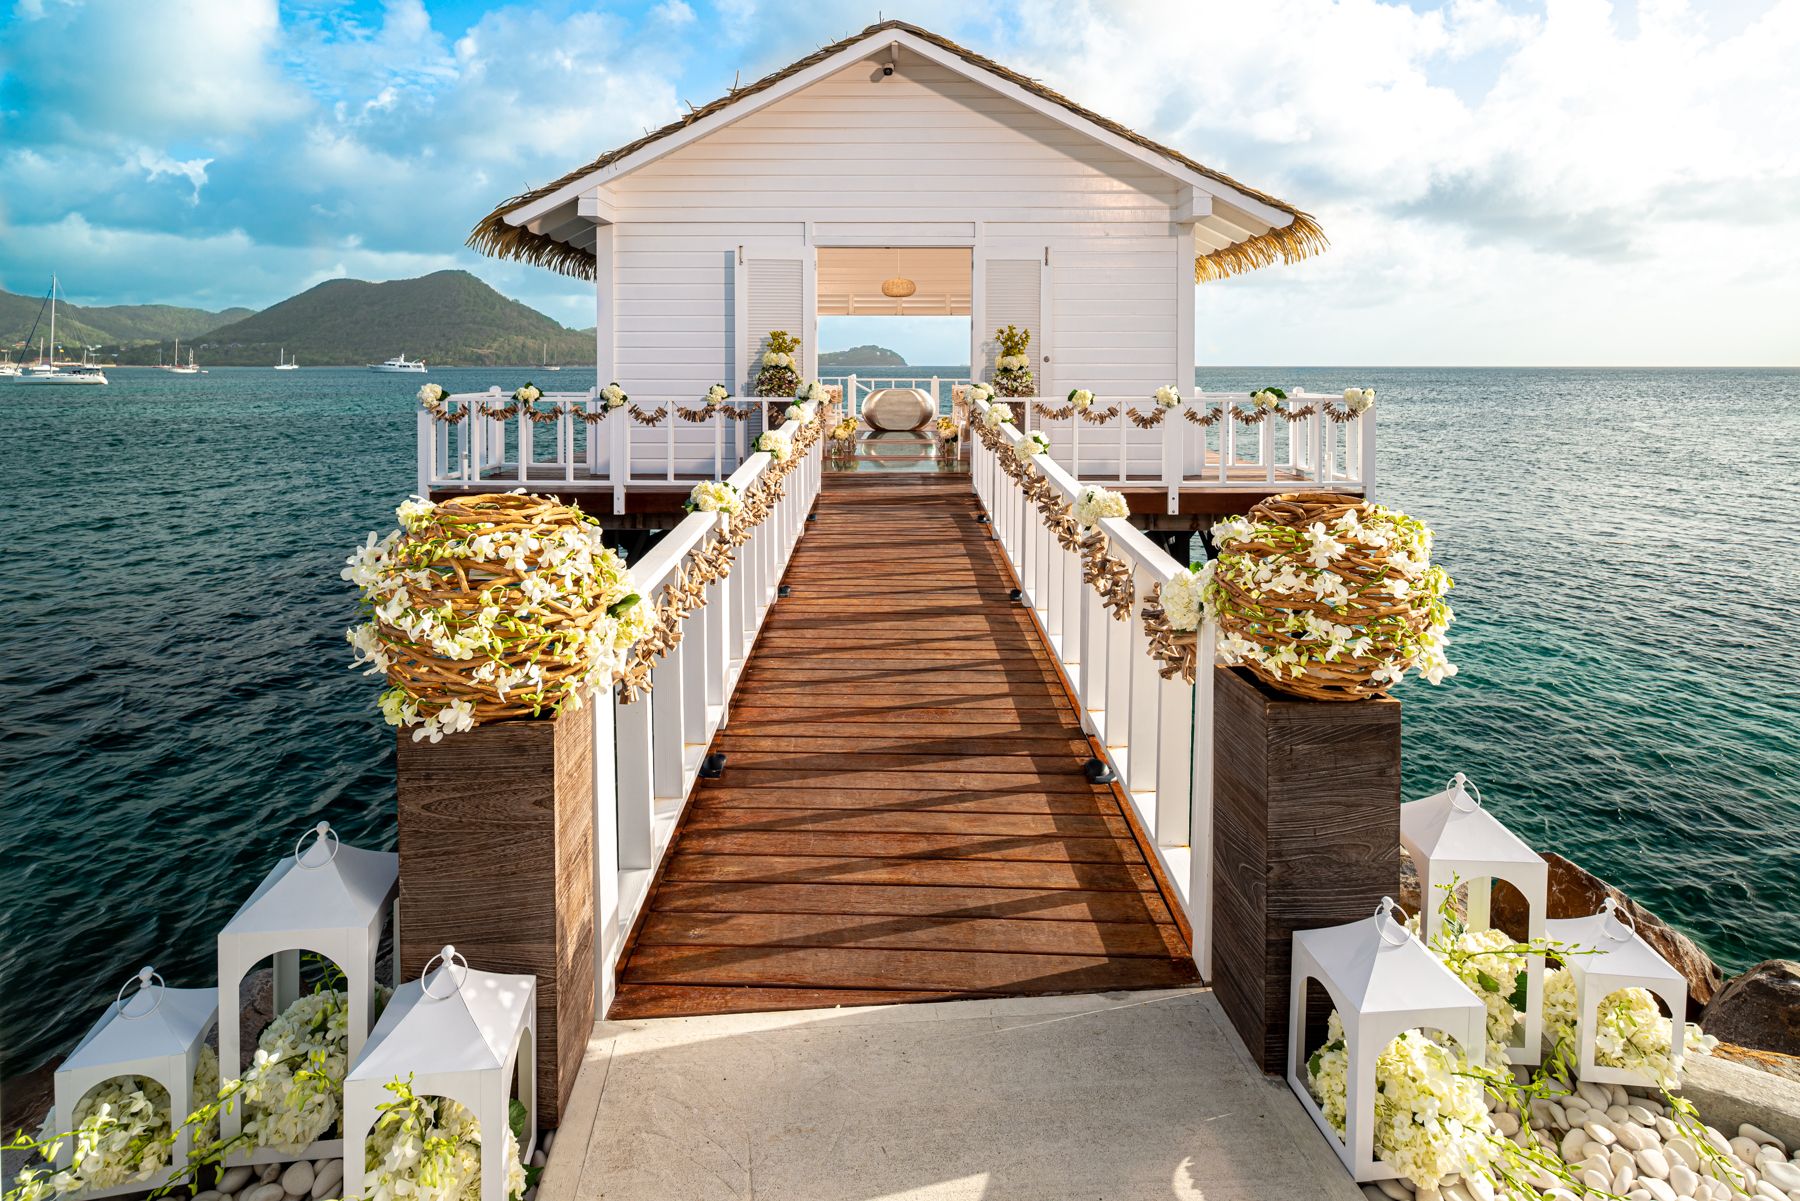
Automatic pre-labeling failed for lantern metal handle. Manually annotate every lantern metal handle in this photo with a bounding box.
[295,822,341,869]
[1599,897,1635,942]
[1449,772,1483,812]
[421,945,470,1000]
[117,966,165,1018]
[1373,897,1411,947]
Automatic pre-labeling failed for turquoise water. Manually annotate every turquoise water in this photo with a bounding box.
[2,366,1795,1076]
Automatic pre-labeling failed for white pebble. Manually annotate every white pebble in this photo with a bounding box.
[1375,1179,1412,1201]
[1443,1182,1474,1201]
[1468,1175,1497,1201]
[257,1166,281,1186]
[1562,1129,1592,1162]
[1737,1138,1769,1163]
[1644,1179,1679,1201]
[1704,1127,1735,1157]
[1628,1104,1658,1125]
[1550,1101,1571,1128]
[1743,1127,1790,1156]
[1626,1192,1651,1201]
[1609,1105,1632,1123]
[1766,1164,1800,1192]
[245,1184,285,1201]
[1588,1122,1620,1147]
[1579,1082,1612,1110]
[1756,1183,1788,1201]
[539,1130,554,1154]
[281,1162,314,1196]
[1362,1187,1391,1201]
[1494,1111,1520,1137]
[1416,1187,1443,1201]
[1638,1147,1673,1180]
[311,1162,344,1200]
[312,1159,332,1173]
[1619,1124,1656,1151]
[194,1193,223,1201]
[1614,1164,1638,1193]
[1545,1191,1579,1201]
[1608,1084,1630,1107]
[1580,1170,1613,1193]
[1668,1139,1701,1171]
[1671,1165,1701,1197]
[218,1168,254,1194]
[1657,1116,1680,1140]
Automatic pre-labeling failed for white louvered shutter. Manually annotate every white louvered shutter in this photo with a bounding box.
[982,257,1045,389]
[740,258,806,393]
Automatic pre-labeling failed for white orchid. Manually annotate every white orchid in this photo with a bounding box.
[1301,522,1348,568]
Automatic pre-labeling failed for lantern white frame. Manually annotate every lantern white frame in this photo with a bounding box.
[1545,899,1686,1087]
[342,946,537,1201]
[1401,771,1549,1064]
[1288,899,1488,1182]
[51,968,219,1199]
[217,822,399,1165]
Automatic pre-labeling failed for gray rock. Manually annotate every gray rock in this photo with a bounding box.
[257,1163,281,1184]
[245,1182,287,1201]
[1702,963,1800,1058]
[281,1160,315,1195]
[311,1160,344,1199]
[218,1166,255,1194]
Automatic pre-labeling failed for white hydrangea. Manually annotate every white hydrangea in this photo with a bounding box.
[687,480,742,516]
[981,403,1014,428]
[1250,389,1283,411]
[795,380,827,403]
[1345,386,1377,414]
[1152,385,1183,409]
[1070,486,1129,528]
[704,383,729,405]
[512,383,541,404]
[1025,431,1050,456]
[784,404,804,422]
[417,383,446,407]
[966,382,995,403]
[599,382,627,409]
[756,430,792,462]
[1068,388,1094,410]
[1159,564,1210,632]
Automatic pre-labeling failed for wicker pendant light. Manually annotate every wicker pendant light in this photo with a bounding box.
[880,248,916,298]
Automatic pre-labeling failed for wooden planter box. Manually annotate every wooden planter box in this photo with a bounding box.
[1210,666,1401,1072]
[395,708,595,1127]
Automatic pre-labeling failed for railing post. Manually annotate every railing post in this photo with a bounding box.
[590,688,620,1016]
[1360,409,1378,500]
[615,691,654,870]
[847,373,858,418]
[651,644,685,802]
[516,409,530,485]
[416,410,433,497]
[1261,416,1275,484]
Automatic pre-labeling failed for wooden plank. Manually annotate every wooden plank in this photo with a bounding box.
[713,733,1091,755]
[661,852,1159,891]
[673,828,1146,864]
[609,984,976,1019]
[635,911,1189,958]
[681,807,1132,837]
[707,768,1101,792]
[649,881,1177,924]
[621,944,1199,993]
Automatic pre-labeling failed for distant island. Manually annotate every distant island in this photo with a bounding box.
[0,270,592,367]
[819,344,907,368]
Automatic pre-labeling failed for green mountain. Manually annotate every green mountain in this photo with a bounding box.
[820,344,907,368]
[175,271,591,367]
[0,288,251,356]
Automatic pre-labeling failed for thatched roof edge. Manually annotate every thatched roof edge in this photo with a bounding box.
[467,19,1326,283]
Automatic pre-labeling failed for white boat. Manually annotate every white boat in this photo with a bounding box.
[0,352,18,378]
[14,277,107,385]
[275,348,298,370]
[543,341,560,372]
[369,354,427,373]
[164,337,199,374]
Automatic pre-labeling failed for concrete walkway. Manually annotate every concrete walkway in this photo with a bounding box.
[542,987,1363,1201]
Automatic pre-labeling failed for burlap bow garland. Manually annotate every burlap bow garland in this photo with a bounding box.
[985,434,1135,622]
[617,414,819,703]
[1077,527,1135,621]
[1139,582,1200,684]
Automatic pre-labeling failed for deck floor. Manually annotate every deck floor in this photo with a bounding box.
[609,473,1200,1019]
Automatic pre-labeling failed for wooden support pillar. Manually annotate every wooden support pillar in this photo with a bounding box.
[1210,666,1400,1072]
[395,709,595,1126]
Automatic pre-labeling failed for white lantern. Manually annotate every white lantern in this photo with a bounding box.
[1401,772,1549,1063]
[342,946,537,1201]
[217,822,398,1163]
[1545,898,1686,1086]
[51,968,219,1198]
[1288,899,1487,1182]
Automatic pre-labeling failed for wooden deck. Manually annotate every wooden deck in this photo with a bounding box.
[609,473,1201,1018]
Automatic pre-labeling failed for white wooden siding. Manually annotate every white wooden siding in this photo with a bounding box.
[605,55,1185,398]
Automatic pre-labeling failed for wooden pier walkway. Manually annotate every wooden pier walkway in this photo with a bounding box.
[609,473,1200,1018]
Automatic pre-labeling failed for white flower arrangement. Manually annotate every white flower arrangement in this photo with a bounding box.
[1344,387,1376,414]
[1542,969,1716,1088]
[417,383,446,407]
[1305,1012,1497,1190]
[795,379,827,403]
[1025,431,1051,457]
[756,430,792,462]
[1159,564,1210,632]
[760,351,794,369]
[935,415,958,440]
[512,383,542,405]
[784,404,804,422]
[685,480,742,518]
[361,1078,527,1201]
[704,383,729,406]
[598,382,627,409]
[1204,504,1456,693]
[1152,385,1184,410]
[981,403,1014,429]
[1068,388,1094,411]
[1070,486,1130,528]
[965,382,995,404]
[991,325,1035,397]
[753,331,801,397]
[1250,387,1285,412]
[343,494,647,741]
[12,1050,222,1201]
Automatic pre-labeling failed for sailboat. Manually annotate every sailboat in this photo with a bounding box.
[16,276,107,385]
[0,351,19,378]
[165,337,199,374]
[543,341,561,372]
[274,348,298,370]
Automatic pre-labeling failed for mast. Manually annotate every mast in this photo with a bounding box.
[48,275,57,368]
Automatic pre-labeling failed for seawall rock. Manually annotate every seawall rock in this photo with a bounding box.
[1702,961,1800,1058]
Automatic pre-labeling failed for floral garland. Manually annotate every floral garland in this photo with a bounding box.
[753,330,800,397]
[991,325,1034,397]
[1202,494,1455,701]
[343,492,646,740]
[1140,575,1203,683]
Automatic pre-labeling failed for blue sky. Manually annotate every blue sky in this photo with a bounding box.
[2,0,1797,364]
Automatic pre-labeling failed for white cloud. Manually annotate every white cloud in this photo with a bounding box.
[132,150,213,203]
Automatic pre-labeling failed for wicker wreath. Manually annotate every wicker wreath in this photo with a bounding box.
[345,493,646,736]
[1206,492,1453,702]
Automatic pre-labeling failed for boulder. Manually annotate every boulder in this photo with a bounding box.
[1489,852,1723,1009]
[1701,961,1800,1057]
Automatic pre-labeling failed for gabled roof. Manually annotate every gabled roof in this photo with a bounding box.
[469,20,1326,283]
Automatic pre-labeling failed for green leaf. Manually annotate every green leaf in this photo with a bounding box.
[509,1097,528,1143]
[1476,970,1502,995]
[1308,1049,1322,1078]
[607,594,641,618]
[1508,972,1529,1014]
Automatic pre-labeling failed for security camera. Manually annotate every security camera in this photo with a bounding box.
[882,61,895,76]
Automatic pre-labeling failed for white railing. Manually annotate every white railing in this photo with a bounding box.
[998,390,1375,510]
[586,403,825,1016]
[969,399,1218,975]
[820,374,970,419]
[416,389,783,512]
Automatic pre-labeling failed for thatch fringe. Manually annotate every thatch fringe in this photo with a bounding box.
[468,19,1327,283]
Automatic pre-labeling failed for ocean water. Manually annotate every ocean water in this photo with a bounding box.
[2,366,1795,1077]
